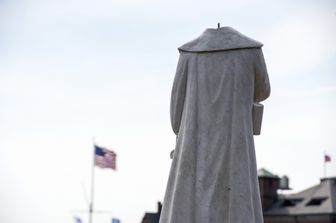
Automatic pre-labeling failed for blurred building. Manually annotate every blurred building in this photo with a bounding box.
[141,202,162,223]
[141,169,336,223]
[258,168,336,223]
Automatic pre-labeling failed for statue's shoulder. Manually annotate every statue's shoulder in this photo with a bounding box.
[178,27,263,53]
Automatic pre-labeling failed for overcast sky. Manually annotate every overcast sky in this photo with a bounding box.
[1,0,336,223]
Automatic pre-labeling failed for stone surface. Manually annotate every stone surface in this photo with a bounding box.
[159,27,271,223]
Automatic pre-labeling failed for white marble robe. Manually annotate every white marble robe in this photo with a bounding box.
[159,27,271,223]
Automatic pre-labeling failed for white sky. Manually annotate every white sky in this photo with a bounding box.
[1,0,336,223]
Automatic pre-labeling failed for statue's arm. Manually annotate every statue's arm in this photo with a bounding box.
[253,49,270,135]
[170,53,188,135]
[254,49,271,102]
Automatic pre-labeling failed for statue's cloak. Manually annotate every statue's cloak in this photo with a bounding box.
[160,27,271,223]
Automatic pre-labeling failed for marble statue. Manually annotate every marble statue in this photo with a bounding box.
[159,27,271,223]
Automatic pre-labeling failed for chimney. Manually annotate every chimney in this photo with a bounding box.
[257,168,280,211]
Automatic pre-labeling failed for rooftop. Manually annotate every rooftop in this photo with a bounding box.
[258,168,279,178]
[264,177,336,216]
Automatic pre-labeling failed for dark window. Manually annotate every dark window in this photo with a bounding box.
[281,199,303,207]
[305,197,328,206]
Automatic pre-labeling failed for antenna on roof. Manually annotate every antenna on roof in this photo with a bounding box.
[217,23,220,29]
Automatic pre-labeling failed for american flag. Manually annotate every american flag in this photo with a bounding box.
[94,145,117,170]
[112,218,121,223]
[73,216,82,223]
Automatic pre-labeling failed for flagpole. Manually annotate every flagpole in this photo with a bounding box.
[323,151,326,178]
[89,137,96,223]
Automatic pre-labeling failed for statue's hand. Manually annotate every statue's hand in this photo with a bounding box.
[170,150,175,159]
